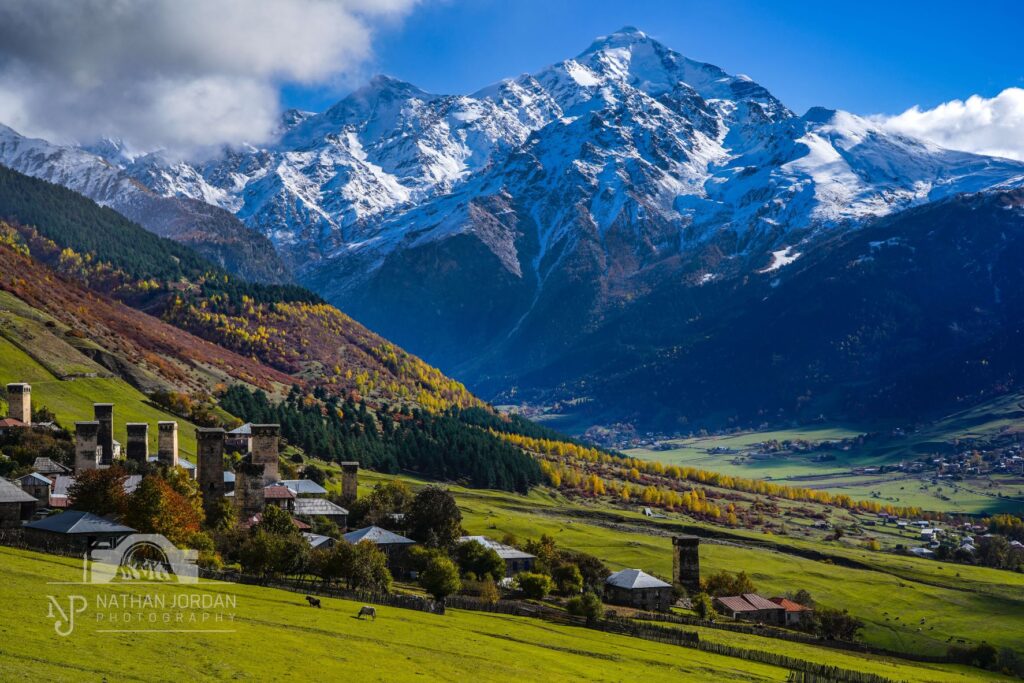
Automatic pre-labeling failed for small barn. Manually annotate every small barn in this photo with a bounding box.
[31,457,71,476]
[263,484,296,512]
[458,535,537,577]
[0,477,37,528]
[713,594,786,625]
[23,510,136,553]
[604,569,673,612]
[769,597,814,626]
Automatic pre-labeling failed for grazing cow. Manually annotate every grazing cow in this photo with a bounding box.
[357,606,376,620]
[306,596,321,608]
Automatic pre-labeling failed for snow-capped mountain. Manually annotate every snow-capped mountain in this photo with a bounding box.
[6,27,1024,421]
[0,125,290,284]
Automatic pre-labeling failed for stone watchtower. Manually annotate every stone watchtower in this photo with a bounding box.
[126,423,149,463]
[340,461,359,506]
[250,424,280,484]
[6,383,31,425]
[157,421,179,466]
[94,403,114,466]
[672,535,701,595]
[233,458,266,520]
[196,428,226,516]
[74,421,100,472]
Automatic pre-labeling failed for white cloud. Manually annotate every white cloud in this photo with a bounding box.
[0,0,418,157]
[878,87,1024,161]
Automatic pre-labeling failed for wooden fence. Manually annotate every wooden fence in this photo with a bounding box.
[632,610,951,664]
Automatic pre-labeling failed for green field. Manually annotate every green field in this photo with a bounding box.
[0,546,790,682]
[0,335,201,458]
[352,469,1024,660]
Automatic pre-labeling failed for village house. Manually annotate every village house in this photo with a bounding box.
[277,479,328,497]
[303,532,336,550]
[713,594,786,625]
[458,535,537,577]
[0,476,37,528]
[293,497,348,528]
[23,510,136,553]
[15,472,51,504]
[262,484,296,512]
[32,457,70,477]
[343,526,416,576]
[603,569,674,612]
[769,597,814,626]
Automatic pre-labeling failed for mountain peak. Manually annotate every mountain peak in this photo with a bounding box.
[580,26,654,55]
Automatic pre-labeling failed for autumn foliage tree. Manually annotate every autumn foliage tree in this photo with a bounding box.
[68,467,130,517]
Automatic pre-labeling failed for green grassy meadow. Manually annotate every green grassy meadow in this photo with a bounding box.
[0,546,789,682]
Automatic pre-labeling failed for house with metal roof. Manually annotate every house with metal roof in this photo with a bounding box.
[0,476,37,527]
[15,472,52,504]
[302,532,337,550]
[604,569,673,612]
[343,525,416,576]
[294,497,348,528]
[277,479,328,497]
[31,457,71,476]
[458,535,537,577]
[23,510,136,552]
[713,594,786,625]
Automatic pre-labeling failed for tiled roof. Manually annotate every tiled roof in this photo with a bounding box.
[343,526,415,546]
[25,510,135,535]
[263,485,295,500]
[458,536,536,561]
[0,477,37,503]
[605,568,671,590]
[0,418,26,428]
[294,498,348,517]
[770,597,812,612]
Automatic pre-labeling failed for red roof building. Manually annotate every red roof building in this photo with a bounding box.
[770,597,814,625]
[712,594,786,626]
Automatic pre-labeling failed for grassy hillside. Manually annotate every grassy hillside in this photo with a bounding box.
[0,334,201,458]
[346,469,1024,660]
[0,547,787,682]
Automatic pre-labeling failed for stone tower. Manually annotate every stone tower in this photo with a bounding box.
[196,428,226,516]
[6,383,30,425]
[233,458,266,520]
[126,423,149,463]
[94,403,114,466]
[250,424,280,483]
[74,421,100,472]
[672,535,701,595]
[340,461,359,505]
[157,421,179,466]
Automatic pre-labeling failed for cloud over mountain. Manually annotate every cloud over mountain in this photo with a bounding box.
[0,0,417,156]
[878,87,1024,161]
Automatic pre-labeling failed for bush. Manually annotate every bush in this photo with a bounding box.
[566,592,603,624]
[814,607,865,641]
[516,572,553,600]
[692,591,716,620]
[454,540,505,582]
[551,563,584,595]
[419,555,461,600]
[702,570,756,597]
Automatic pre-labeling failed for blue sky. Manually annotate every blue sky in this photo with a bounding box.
[284,0,1024,117]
